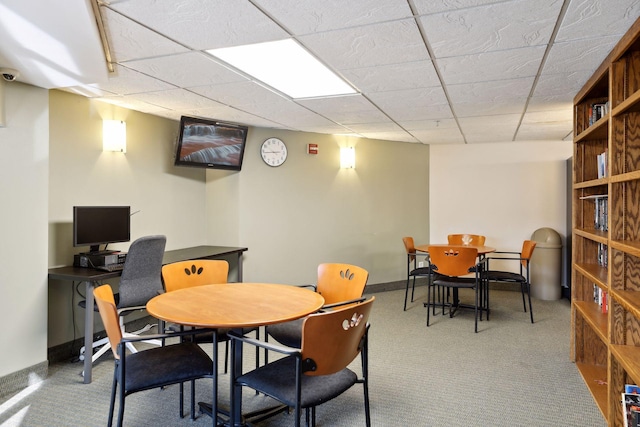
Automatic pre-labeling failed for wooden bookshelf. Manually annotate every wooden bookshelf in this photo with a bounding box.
[572,17,640,426]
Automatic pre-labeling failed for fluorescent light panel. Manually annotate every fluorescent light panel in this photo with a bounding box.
[207,39,356,99]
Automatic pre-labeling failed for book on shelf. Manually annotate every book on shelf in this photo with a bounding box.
[597,149,608,179]
[594,197,608,232]
[598,243,608,267]
[594,284,609,314]
[622,390,640,427]
[589,101,610,126]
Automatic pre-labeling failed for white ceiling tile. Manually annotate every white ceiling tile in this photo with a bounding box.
[254,0,413,34]
[298,95,391,125]
[346,122,404,133]
[412,0,508,15]
[555,0,640,43]
[295,125,356,135]
[133,88,226,110]
[458,114,521,143]
[101,7,189,63]
[516,117,573,140]
[359,131,419,143]
[122,53,246,88]
[455,99,526,117]
[532,70,589,97]
[398,118,459,131]
[368,87,448,110]
[438,46,545,85]
[242,100,337,128]
[95,95,172,114]
[299,19,429,70]
[341,60,441,93]
[527,95,573,112]
[87,65,177,95]
[107,0,289,50]
[421,0,562,58]
[410,128,465,144]
[297,94,379,115]
[183,107,283,128]
[189,81,288,107]
[543,36,621,75]
[447,77,535,104]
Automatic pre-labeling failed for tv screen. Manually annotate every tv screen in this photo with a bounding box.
[174,116,248,171]
[73,206,131,254]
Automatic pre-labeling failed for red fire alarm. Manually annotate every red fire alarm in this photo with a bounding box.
[307,143,318,155]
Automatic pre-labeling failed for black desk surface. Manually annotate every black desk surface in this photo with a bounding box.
[48,245,248,280]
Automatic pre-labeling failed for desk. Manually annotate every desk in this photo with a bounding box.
[147,283,324,427]
[47,245,248,384]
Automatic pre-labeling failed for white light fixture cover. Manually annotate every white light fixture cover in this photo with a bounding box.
[103,120,126,153]
[207,39,356,99]
[340,147,355,169]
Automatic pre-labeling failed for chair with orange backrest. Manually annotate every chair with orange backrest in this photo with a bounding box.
[94,284,214,427]
[265,263,369,349]
[485,240,537,323]
[402,236,434,311]
[447,234,486,246]
[161,259,258,373]
[229,297,375,427]
[426,245,487,333]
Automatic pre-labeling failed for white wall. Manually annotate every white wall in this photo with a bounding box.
[47,90,208,347]
[0,82,49,378]
[207,128,431,286]
[430,140,572,255]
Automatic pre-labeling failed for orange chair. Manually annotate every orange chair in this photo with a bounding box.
[266,263,368,348]
[486,240,537,323]
[94,284,213,426]
[426,245,487,333]
[447,234,486,246]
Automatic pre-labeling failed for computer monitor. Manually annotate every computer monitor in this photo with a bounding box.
[73,206,131,254]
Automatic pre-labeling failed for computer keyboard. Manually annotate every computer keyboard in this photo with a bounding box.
[95,263,125,272]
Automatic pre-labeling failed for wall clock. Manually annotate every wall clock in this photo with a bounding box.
[260,137,288,167]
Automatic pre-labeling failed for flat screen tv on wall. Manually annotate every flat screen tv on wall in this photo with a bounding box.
[174,115,249,171]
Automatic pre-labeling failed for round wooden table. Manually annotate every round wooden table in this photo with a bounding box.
[147,283,325,427]
[415,243,496,255]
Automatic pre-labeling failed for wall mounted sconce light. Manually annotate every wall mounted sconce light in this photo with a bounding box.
[340,147,355,169]
[103,120,126,153]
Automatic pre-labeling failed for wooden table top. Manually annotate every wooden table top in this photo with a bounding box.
[415,244,496,255]
[146,283,325,329]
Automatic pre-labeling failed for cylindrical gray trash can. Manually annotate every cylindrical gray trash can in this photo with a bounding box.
[530,227,562,300]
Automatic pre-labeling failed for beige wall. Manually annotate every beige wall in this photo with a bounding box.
[47,91,431,348]
[0,82,49,378]
[47,90,209,347]
[208,128,431,286]
[429,140,572,262]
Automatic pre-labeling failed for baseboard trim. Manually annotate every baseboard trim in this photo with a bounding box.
[0,361,48,399]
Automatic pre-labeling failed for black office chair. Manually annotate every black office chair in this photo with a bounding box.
[402,237,432,311]
[229,297,375,427]
[79,235,166,363]
[486,240,537,323]
[93,284,214,427]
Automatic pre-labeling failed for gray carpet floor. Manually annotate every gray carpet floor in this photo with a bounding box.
[0,288,606,426]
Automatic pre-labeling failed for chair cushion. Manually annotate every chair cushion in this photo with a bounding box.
[486,271,525,283]
[409,266,432,276]
[266,318,304,348]
[122,342,212,394]
[433,276,476,288]
[237,356,357,408]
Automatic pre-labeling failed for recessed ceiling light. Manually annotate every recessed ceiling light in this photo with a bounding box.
[207,39,356,99]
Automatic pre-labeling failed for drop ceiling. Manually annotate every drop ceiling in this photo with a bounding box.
[1,0,639,144]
